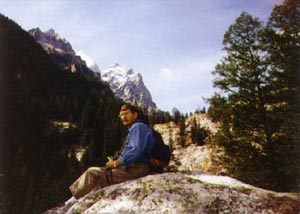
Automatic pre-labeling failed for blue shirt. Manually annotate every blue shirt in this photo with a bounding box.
[117,121,154,169]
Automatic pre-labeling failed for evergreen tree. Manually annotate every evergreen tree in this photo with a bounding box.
[211,12,279,190]
[172,107,181,124]
[191,118,209,146]
[179,116,186,147]
[207,93,229,123]
[209,3,300,191]
[262,0,300,191]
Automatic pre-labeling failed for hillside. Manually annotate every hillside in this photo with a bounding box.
[0,14,123,214]
[153,113,225,174]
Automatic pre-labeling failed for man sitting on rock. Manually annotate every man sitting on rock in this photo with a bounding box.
[67,103,155,201]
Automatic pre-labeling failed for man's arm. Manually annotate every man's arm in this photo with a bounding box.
[117,123,150,168]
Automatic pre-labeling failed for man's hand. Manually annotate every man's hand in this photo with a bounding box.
[105,157,115,169]
[105,157,122,169]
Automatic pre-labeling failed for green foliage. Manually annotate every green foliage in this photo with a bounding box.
[191,118,209,146]
[207,93,229,122]
[208,1,300,192]
[179,116,186,147]
[263,0,300,191]
[172,107,182,124]
[148,110,173,125]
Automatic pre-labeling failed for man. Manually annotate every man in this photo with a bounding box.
[68,104,155,200]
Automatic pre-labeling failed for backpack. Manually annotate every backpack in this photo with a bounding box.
[149,129,171,172]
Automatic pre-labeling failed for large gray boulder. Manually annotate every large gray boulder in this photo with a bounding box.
[43,172,299,214]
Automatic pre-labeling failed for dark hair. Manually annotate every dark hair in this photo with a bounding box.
[119,103,149,125]
[120,103,139,113]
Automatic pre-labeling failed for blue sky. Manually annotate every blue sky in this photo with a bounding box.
[0,0,283,113]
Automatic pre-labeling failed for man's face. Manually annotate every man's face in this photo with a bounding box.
[119,109,138,127]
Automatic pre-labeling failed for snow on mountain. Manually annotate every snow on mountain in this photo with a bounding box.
[101,63,157,112]
[29,28,97,79]
[29,28,157,111]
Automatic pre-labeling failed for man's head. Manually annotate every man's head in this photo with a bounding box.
[119,104,139,127]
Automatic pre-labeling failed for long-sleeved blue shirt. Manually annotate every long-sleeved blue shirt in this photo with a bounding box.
[117,121,154,169]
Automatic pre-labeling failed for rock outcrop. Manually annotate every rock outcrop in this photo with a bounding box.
[43,172,300,214]
[153,113,225,174]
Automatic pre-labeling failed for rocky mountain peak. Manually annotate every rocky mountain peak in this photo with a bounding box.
[45,28,56,37]
[29,28,96,79]
[101,64,157,112]
[29,28,74,55]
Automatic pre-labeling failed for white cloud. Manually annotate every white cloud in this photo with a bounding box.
[76,50,95,67]
[159,68,178,82]
[160,68,173,77]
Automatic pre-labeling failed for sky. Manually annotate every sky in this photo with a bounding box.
[0,0,283,113]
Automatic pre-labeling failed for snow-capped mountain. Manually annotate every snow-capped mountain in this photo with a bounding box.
[29,28,98,79]
[102,64,157,112]
[29,28,157,112]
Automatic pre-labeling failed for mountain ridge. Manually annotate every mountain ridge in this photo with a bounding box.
[29,27,98,79]
[0,14,123,213]
[29,28,157,112]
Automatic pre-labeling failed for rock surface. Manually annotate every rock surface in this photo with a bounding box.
[43,172,300,214]
[172,144,225,174]
[154,113,218,148]
[153,113,225,174]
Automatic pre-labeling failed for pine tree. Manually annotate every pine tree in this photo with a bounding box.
[262,0,300,191]
[211,12,278,189]
[172,107,181,124]
[179,116,186,147]
[210,3,300,191]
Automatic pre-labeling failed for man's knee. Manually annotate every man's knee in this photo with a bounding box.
[83,167,105,179]
[86,166,103,173]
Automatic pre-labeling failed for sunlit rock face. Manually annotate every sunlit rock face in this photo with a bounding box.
[43,172,300,214]
[153,113,224,174]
